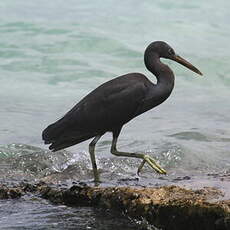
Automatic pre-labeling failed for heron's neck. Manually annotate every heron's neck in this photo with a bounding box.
[144,52,175,106]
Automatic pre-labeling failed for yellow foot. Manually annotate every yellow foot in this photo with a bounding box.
[137,155,167,175]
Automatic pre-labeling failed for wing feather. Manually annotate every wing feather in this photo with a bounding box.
[42,73,149,150]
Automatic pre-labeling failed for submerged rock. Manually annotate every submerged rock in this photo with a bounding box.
[0,184,22,199]
[0,182,229,230]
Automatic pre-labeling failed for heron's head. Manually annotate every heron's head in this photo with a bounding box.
[145,41,202,76]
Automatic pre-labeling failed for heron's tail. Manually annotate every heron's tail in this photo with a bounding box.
[48,134,94,151]
[42,120,65,144]
[42,121,95,151]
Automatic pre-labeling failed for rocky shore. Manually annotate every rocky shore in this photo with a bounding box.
[0,182,229,230]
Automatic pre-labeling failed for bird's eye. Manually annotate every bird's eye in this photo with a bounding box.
[168,48,174,55]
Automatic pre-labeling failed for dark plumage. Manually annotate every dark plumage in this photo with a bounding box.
[42,41,202,182]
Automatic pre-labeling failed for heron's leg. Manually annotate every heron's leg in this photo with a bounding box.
[89,135,102,182]
[110,136,166,175]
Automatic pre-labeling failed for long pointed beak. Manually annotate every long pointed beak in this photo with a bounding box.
[171,55,203,76]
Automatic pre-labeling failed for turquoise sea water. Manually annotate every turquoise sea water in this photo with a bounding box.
[0,0,230,229]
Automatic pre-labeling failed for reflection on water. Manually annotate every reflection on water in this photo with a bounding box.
[0,195,141,230]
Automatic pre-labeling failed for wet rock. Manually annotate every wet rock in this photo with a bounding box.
[215,217,230,229]
[0,182,229,230]
[172,175,191,181]
[0,185,22,199]
[35,184,230,230]
[20,181,37,192]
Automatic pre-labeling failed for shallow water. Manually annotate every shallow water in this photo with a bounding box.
[0,195,141,230]
[0,0,230,229]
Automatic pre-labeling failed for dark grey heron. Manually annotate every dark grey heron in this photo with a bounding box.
[42,41,202,182]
